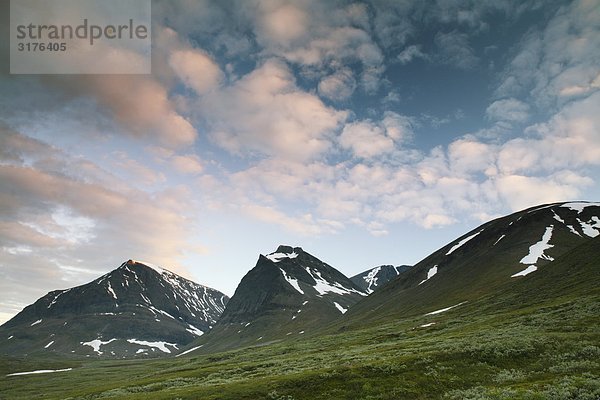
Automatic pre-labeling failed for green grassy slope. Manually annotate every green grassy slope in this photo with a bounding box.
[338,202,600,328]
[1,238,597,399]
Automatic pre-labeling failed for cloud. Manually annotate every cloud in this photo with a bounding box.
[434,30,479,69]
[340,121,395,158]
[238,1,385,93]
[241,204,339,236]
[318,68,357,101]
[495,174,590,211]
[256,3,309,47]
[0,129,205,318]
[202,59,347,161]
[486,98,530,123]
[111,151,166,187]
[495,0,600,107]
[90,76,197,148]
[169,49,223,95]
[171,154,204,175]
[448,138,496,176]
[339,112,413,159]
[397,45,429,64]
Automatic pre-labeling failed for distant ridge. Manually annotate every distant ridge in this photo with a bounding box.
[351,264,411,293]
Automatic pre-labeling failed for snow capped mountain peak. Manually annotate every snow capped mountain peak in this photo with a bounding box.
[0,260,229,359]
[265,245,302,262]
[204,245,366,352]
[266,251,299,263]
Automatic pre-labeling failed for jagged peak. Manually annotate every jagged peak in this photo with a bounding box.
[119,259,170,275]
[265,245,303,263]
[275,245,304,254]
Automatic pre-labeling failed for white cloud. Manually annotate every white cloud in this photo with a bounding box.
[169,49,223,95]
[78,76,197,149]
[202,59,347,161]
[171,154,204,175]
[495,174,588,211]
[257,3,308,47]
[496,0,600,107]
[486,98,530,123]
[240,1,385,93]
[448,138,496,176]
[339,112,413,159]
[339,121,395,158]
[318,68,356,101]
[111,151,166,187]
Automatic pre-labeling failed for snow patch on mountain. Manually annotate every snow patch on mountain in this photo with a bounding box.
[419,265,438,285]
[333,302,348,314]
[267,251,299,262]
[186,324,204,337]
[7,368,72,377]
[279,268,304,294]
[579,217,600,238]
[425,301,467,315]
[30,319,42,327]
[47,290,68,309]
[81,338,117,355]
[175,345,204,357]
[305,267,364,296]
[362,266,381,294]
[126,339,178,353]
[511,265,538,277]
[520,226,554,264]
[561,202,599,213]
[493,235,506,246]
[106,280,118,300]
[446,230,483,255]
[512,225,555,278]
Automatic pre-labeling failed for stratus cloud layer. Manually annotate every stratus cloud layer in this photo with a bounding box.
[0,0,599,323]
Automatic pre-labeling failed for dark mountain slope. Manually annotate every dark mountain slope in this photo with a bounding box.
[193,245,366,352]
[341,201,600,327]
[0,260,228,358]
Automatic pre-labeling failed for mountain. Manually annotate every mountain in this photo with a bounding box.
[340,201,600,327]
[0,260,228,358]
[193,245,366,352]
[351,265,411,294]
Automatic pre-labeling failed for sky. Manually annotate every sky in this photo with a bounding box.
[1,0,599,324]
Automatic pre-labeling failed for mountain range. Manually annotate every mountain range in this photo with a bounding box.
[1,201,599,359]
[0,260,228,358]
[341,201,600,327]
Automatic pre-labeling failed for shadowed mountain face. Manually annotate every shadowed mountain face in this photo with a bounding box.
[351,265,412,294]
[341,201,600,327]
[194,245,367,352]
[0,260,228,358]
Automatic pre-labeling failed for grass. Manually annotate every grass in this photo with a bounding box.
[1,289,598,400]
